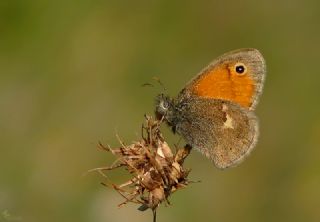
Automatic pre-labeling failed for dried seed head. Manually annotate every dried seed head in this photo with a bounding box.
[92,115,192,215]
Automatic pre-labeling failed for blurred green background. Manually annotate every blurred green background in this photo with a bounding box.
[1,1,320,222]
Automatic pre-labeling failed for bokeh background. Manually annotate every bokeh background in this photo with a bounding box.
[1,1,320,222]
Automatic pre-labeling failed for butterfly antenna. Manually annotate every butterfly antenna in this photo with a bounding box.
[152,77,166,94]
[141,82,154,87]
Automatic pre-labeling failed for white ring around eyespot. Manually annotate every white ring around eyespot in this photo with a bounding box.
[234,62,247,75]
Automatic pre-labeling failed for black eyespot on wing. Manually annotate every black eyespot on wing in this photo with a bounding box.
[235,65,245,74]
[233,62,247,75]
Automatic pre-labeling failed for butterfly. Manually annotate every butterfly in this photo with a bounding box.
[155,48,266,169]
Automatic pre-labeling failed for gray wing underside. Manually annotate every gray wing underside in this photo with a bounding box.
[176,98,259,169]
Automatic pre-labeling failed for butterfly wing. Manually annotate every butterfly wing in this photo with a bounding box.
[175,97,258,169]
[180,48,266,110]
[163,48,265,168]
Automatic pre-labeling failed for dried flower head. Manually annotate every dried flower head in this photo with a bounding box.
[90,115,192,221]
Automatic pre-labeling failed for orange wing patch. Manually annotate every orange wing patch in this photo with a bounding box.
[191,64,255,108]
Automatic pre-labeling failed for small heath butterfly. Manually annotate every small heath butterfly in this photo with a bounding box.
[155,48,266,169]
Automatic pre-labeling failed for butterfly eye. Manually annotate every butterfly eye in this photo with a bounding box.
[234,63,247,75]
[160,100,169,110]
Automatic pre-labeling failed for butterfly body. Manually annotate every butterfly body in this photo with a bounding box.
[155,48,266,169]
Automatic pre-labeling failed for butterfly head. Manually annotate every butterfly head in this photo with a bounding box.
[155,94,176,125]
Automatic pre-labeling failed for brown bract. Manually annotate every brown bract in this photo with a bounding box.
[91,115,192,217]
